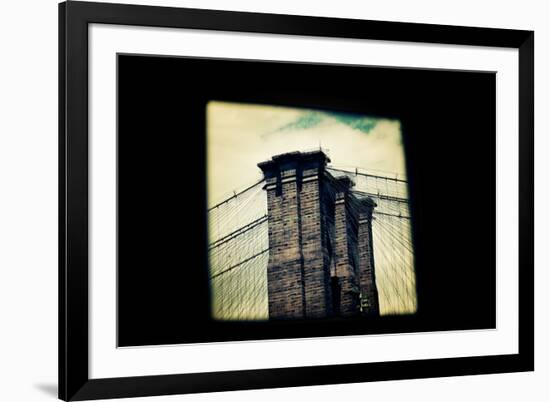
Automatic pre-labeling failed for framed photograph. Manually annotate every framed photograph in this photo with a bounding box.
[59,1,534,400]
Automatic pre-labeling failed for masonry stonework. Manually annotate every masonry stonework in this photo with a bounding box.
[358,198,380,315]
[258,151,379,319]
[333,179,361,316]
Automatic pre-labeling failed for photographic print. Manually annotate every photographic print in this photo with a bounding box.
[207,102,416,321]
[116,54,497,347]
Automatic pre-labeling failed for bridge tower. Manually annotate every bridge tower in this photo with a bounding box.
[258,150,379,319]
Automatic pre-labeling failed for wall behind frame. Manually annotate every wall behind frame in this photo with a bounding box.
[0,0,546,402]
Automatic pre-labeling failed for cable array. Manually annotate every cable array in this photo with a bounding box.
[208,179,269,320]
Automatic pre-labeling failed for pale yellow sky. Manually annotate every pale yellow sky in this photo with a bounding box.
[207,101,406,207]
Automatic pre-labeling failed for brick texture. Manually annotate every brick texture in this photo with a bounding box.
[334,191,361,316]
[358,199,380,315]
[258,151,379,319]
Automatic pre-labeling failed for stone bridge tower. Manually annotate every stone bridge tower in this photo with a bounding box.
[258,150,379,320]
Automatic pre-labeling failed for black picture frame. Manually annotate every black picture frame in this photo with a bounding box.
[59,1,534,400]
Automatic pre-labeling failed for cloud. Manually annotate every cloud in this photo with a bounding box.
[272,112,324,132]
[327,112,378,134]
[271,110,379,136]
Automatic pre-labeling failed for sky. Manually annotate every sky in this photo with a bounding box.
[207,101,406,207]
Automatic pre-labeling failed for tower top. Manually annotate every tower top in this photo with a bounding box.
[257,150,330,178]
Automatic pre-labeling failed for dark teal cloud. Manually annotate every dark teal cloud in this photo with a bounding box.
[329,112,378,133]
[274,112,324,132]
[272,111,378,135]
